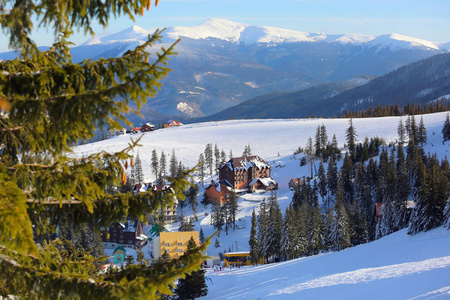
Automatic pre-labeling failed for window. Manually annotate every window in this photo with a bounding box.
[165,243,170,247]
[167,249,170,253]
[178,249,183,253]
[113,229,116,232]
[177,242,182,246]
[119,240,123,243]
[128,241,133,244]
[120,235,123,238]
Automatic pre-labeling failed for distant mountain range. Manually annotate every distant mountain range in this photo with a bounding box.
[1,18,448,123]
[194,52,450,122]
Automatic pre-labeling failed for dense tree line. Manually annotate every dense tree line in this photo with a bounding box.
[339,99,450,119]
[249,116,450,264]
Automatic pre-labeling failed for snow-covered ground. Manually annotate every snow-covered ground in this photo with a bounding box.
[74,112,450,299]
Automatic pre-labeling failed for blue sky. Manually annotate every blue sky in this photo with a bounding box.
[2,0,449,51]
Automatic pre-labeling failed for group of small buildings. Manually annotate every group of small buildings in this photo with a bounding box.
[205,155,278,203]
[106,119,183,139]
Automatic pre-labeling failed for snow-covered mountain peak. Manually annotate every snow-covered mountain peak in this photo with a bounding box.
[83,25,150,45]
[81,18,445,52]
[166,18,247,42]
[368,33,439,50]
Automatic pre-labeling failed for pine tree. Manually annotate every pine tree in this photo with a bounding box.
[198,153,206,186]
[408,158,449,234]
[393,144,409,231]
[308,205,324,255]
[173,237,208,299]
[317,160,328,204]
[418,116,427,146]
[220,149,227,166]
[134,152,144,185]
[227,192,239,230]
[346,119,357,160]
[0,2,211,298]
[170,149,177,179]
[442,113,450,142]
[199,227,205,244]
[159,151,167,184]
[398,118,407,146]
[257,199,268,263]
[214,144,220,173]
[204,143,213,176]
[327,156,338,197]
[249,209,259,265]
[349,202,368,246]
[328,186,351,251]
[266,194,283,262]
[151,149,160,182]
[211,199,224,235]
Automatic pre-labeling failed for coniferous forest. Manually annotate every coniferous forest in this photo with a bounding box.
[249,115,450,264]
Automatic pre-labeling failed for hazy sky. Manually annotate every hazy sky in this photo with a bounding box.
[1,0,449,51]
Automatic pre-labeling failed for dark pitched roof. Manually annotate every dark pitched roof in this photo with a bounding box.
[220,155,270,171]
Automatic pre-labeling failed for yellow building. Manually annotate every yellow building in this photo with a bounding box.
[154,231,199,260]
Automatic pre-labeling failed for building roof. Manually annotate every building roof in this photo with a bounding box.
[248,177,277,187]
[165,119,183,126]
[113,245,126,255]
[289,178,304,186]
[220,155,270,171]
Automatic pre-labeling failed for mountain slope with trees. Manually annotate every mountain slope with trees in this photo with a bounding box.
[196,52,450,122]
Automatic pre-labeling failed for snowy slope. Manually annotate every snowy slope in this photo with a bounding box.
[204,227,450,300]
[74,112,450,299]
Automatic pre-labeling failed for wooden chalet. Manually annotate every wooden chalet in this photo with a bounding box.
[205,180,232,203]
[288,178,304,190]
[163,120,183,128]
[102,217,146,249]
[141,122,155,132]
[219,155,277,192]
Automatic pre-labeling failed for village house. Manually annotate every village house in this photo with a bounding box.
[101,217,146,249]
[141,122,155,132]
[288,178,304,190]
[163,119,183,128]
[204,180,233,204]
[218,155,277,192]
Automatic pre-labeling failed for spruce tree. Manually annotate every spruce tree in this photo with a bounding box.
[204,143,213,176]
[442,113,450,142]
[173,237,208,300]
[393,144,409,231]
[159,151,167,184]
[199,227,205,244]
[266,194,283,262]
[134,152,144,185]
[418,116,427,146]
[346,119,357,160]
[151,149,160,182]
[0,2,210,298]
[257,199,268,263]
[170,149,177,179]
[398,118,407,146]
[408,158,449,234]
[328,186,351,251]
[327,156,339,197]
[317,160,328,204]
[198,153,206,186]
[249,209,259,265]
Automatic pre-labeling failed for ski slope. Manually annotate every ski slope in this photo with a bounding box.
[74,112,450,299]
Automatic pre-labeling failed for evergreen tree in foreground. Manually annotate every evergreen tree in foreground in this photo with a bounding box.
[249,209,259,265]
[173,237,208,299]
[0,1,211,298]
